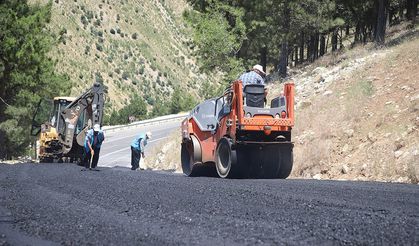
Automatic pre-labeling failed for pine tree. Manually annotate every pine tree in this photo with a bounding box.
[0,0,70,159]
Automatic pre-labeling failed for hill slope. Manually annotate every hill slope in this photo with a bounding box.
[282,25,419,183]
[46,0,205,111]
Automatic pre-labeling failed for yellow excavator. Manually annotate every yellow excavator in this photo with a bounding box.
[31,83,104,163]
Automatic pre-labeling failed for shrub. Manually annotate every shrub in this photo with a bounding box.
[84,45,90,55]
[94,19,101,27]
[96,43,103,51]
[122,71,129,80]
[95,72,104,84]
[131,33,138,40]
[110,28,115,34]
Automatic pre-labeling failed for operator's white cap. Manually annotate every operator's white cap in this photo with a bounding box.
[93,124,100,132]
[253,64,266,75]
[146,131,152,139]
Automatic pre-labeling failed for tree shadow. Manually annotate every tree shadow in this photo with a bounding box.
[386,29,419,47]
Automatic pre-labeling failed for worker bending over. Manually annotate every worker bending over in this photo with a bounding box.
[83,124,105,170]
[130,131,152,170]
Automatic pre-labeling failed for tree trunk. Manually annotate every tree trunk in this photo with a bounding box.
[300,32,305,62]
[320,34,326,57]
[279,42,288,77]
[346,25,350,36]
[314,33,319,60]
[407,0,414,20]
[354,23,360,43]
[332,29,338,51]
[294,45,299,65]
[325,33,329,53]
[407,0,417,25]
[399,2,405,20]
[278,1,290,77]
[260,47,267,73]
[375,0,388,45]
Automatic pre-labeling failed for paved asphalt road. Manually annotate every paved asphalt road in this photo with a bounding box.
[100,120,181,168]
[0,120,418,245]
[0,163,418,245]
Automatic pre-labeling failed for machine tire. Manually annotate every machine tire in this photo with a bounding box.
[215,137,237,178]
[277,146,293,179]
[181,143,193,176]
[181,135,202,176]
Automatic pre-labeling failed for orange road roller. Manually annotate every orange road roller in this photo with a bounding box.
[181,80,295,178]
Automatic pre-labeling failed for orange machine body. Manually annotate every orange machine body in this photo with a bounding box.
[181,80,295,178]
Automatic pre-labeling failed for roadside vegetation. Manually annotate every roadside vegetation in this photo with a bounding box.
[0,1,70,159]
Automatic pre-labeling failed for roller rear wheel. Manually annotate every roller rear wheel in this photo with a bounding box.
[181,135,202,176]
[215,137,238,178]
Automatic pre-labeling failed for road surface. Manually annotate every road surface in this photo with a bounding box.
[0,120,418,245]
[100,120,181,168]
[0,163,417,245]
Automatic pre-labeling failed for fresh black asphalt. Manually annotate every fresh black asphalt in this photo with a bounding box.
[0,163,418,245]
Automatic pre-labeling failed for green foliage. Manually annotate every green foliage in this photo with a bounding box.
[108,95,148,124]
[0,0,70,158]
[183,1,246,83]
[170,87,198,114]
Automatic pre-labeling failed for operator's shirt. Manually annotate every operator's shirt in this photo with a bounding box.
[131,133,148,153]
[239,71,265,88]
[84,129,105,151]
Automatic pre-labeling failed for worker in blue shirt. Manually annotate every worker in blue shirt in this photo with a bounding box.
[130,131,152,170]
[83,124,105,170]
[238,64,266,88]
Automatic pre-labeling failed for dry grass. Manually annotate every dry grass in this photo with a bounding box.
[290,27,419,183]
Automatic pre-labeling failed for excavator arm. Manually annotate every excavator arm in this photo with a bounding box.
[58,83,104,154]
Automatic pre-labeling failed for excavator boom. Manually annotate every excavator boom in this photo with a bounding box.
[60,82,104,154]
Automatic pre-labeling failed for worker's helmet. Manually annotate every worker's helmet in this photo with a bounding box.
[93,124,101,132]
[146,131,152,139]
[253,64,266,76]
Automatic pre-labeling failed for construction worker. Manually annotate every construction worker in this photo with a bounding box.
[130,131,152,170]
[238,64,266,88]
[83,124,105,170]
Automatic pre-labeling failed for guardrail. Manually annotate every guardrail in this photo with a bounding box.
[102,113,189,133]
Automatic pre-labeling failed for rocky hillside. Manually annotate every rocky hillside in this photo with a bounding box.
[274,24,419,183]
[42,0,207,111]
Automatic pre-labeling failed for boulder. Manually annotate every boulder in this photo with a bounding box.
[341,164,349,174]
[367,132,377,143]
[313,74,325,84]
[323,90,333,96]
[300,100,312,109]
[394,150,403,159]
[344,129,354,138]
